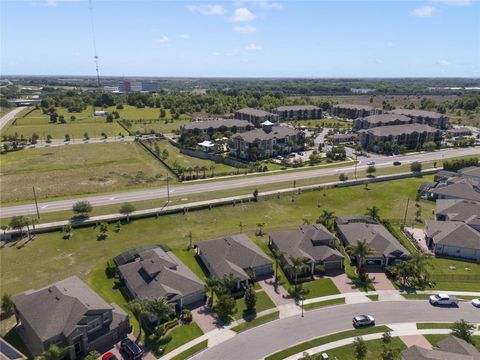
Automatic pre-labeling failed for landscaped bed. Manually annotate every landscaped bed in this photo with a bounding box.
[325,337,406,360]
[233,290,276,320]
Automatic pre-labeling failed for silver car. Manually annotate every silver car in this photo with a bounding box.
[353,315,375,327]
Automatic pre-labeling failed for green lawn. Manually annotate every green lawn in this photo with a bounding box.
[0,141,174,203]
[424,335,480,351]
[170,340,208,360]
[326,337,406,360]
[163,322,204,354]
[302,278,341,299]
[366,294,379,301]
[429,257,480,292]
[416,323,453,329]
[294,118,352,128]
[231,311,280,332]
[233,290,276,320]
[265,326,391,360]
[401,293,431,300]
[172,249,207,281]
[304,297,345,311]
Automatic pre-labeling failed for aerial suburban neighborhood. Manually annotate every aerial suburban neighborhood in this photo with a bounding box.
[1,1,480,360]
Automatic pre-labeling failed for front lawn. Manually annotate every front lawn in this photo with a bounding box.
[429,257,480,292]
[231,311,280,332]
[302,278,341,299]
[416,323,453,329]
[326,337,406,359]
[233,290,276,320]
[162,322,204,354]
[170,340,208,360]
[304,297,345,311]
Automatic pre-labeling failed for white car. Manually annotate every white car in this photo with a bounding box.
[352,315,375,327]
[429,294,459,306]
[367,161,375,165]
[472,299,480,307]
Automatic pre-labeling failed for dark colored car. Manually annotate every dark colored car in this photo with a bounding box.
[120,339,144,359]
[393,161,401,166]
[102,352,118,360]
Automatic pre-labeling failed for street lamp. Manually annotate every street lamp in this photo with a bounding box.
[301,295,304,317]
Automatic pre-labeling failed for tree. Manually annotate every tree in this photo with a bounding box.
[9,216,28,237]
[213,294,236,321]
[1,293,14,316]
[31,133,39,144]
[366,165,376,176]
[382,329,392,344]
[64,134,70,142]
[35,345,71,360]
[365,206,380,220]
[423,141,437,152]
[98,222,108,239]
[272,248,284,283]
[244,285,257,312]
[205,276,219,306]
[162,149,169,160]
[84,351,101,360]
[346,239,376,275]
[46,134,52,143]
[63,224,72,239]
[253,189,259,202]
[256,222,266,236]
[353,336,368,360]
[83,132,89,140]
[186,231,193,249]
[289,256,308,293]
[409,252,432,287]
[410,161,422,173]
[72,200,93,216]
[317,210,335,231]
[106,114,114,122]
[339,173,348,182]
[129,299,154,341]
[451,319,475,344]
[380,346,401,360]
[70,115,76,121]
[120,202,136,222]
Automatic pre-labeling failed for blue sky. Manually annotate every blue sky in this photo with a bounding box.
[1,0,479,77]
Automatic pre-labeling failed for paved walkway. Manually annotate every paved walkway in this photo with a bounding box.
[400,335,433,350]
[405,227,434,255]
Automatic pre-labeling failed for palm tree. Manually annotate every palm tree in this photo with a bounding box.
[35,345,71,360]
[289,256,309,292]
[186,231,193,249]
[200,166,207,178]
[148,297,175,322]
[256,222,266,236]
[318,210,335,231]
[194,166,200,178]
[238,221,244,233]
[409,252,433,287]
[129,299,154,342]
[209,165,215,177]
[365,206,380,220]
[272,248,285,284]
[205,276,219,306]
[347,240,376,274]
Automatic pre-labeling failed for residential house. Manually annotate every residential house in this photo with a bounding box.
[196,234,273,289]
[357,124,441,152]
[388,109,450,129]
[180,119,254,136]
[336,216,409,266]
[429,179,480,202]
[116,245,204,310]
[436,199,480,231]
[458,166,480,183]
[331,104,379,119]
[234,108,278,127]
[272,105,322,120]
[12,276,130,359]
[353,114,413,130]
[229,124,304,160]
[446,127,472,138]
[402,336,480,360]
[424,220,480,260]
[269,224,344,279]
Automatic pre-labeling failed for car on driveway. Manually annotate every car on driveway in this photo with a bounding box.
[353,315,375,327]
[472,298,480,307]
[102,352,118,360]
[429,294,459,306]
[120,339,143,359]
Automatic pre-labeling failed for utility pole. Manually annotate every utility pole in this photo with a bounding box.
[402,197,410,227]
[32,186,40,219]
[354,151,358,180]
[166,174,170,203]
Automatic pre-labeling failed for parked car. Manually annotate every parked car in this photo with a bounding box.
[298,152,304,156]
[367,161,375,165]
[472,298,480,307]
[353,315,375,327]
[120,339,144,359]
[102,352,118,360]
[429,294,459,306]
[276,155,284,160]
[393,161,401,166]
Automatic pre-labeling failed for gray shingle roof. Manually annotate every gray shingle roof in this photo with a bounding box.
[270,224,343,266]
[425,220,480,250]
[358,123,439,137]
[117,247,204,301]
[436,199,480,226]
[182,119,253,131]
[430,180,480,202]
[389,109,446,119]
[337,218,409,258]
[197,234,272,281]
[402,336,480,360]
[360,113,411,125]
[273,105,320,111]
[235,108,274,117]
[232,126,300,143]
[12,276,117,341]
[459,166,480,178]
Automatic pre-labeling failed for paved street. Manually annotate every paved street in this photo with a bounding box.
[191,301,480,360]
[1,147,479,218]
[0,106,27,131]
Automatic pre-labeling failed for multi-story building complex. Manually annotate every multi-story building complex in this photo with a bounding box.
[353,114,413,130]
[331,103,379,119]
[180,119,254,136]
[388,109,449,129]
[234,108,278,127]
[271,105,322,121]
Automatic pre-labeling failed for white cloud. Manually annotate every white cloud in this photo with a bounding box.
[158,36,171,45]
[180,34,190,39]
[231,8,256,22]
[430,0,471,5]
[413,6,437,17]
[245,43,262,51]
[233,25,257,33]
[257,0,283,9]
[438,59,450,65]
[186,4,226,15]
[386,41,394,47]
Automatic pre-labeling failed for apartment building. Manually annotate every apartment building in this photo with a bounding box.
[272,105,322,121]
[388,109,449,129]
[353,114,413,130]
[234,108,279,127]
[331,103,379,119]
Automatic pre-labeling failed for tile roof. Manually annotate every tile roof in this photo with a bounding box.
[118,247,204,301]
[424,220,480,250]
[197,234,272,281]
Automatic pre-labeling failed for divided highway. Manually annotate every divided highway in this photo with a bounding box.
[1,147,479,218]
[0,106,27,131]
[191,301,480,360]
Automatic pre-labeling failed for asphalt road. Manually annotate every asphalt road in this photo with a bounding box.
[1,147,479,218]
[192,301,480,360]
[0,106,27,131]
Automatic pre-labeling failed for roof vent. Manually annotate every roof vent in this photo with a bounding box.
[48,288,53,293]
[55,296,60,301]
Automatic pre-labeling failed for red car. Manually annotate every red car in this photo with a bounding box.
[102,352,118,360]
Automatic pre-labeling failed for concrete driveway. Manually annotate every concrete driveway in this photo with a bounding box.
[369,270,396,291]
[328,272,360,293]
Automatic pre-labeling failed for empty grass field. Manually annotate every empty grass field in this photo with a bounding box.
[0,141,173,203]
[294,118,352,128]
